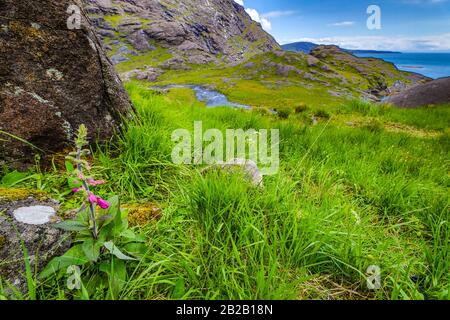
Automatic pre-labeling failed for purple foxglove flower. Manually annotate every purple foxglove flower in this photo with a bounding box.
[96,197,110,209]
[88,193,98,204]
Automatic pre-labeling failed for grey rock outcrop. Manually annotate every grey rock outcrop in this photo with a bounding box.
[0,197,70,296]
[386,77,450,108]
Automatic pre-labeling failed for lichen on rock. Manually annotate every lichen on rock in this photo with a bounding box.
[0,0,134,168]
[13,205,57,225]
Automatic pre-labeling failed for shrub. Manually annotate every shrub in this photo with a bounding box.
[346,99,374,115]
[294,103,308,114]
[256,107,270,116]
[378,103,392,115]
[314,109,331,119]
[277,108,292,119]
[362,119,384,132]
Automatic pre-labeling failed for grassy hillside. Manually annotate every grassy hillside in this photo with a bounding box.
[117,49,426,112]
[2,83,448,300]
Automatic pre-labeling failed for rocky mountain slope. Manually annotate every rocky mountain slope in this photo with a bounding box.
[84,0,280,70]
[83,1,428,105]
[310,45,429,97]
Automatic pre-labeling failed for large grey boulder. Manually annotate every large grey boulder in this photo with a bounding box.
[386,77,450,108]
[0,0,133,168]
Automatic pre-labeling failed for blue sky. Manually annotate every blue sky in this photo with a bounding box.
[234,0,450,52]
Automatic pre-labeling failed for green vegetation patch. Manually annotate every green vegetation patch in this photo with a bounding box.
[4,82,447,300]
[103,14,152,29]
[115,46,173,73]
[0,187,48,202]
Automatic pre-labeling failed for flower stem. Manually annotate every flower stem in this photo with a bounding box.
[77,148,98,239]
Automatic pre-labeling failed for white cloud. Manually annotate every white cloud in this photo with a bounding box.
[233,0,244,6]
[329,21,356,27]
[279,34,450,52]
[245,8,272,31]
[261,10,297,19]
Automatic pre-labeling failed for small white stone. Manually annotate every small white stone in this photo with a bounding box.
[13,206,56,225]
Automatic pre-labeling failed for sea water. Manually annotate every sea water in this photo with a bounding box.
[354,52,450,79]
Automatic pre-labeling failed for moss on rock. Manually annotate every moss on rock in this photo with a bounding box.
[124,203,162,227]
[0,188,48,202]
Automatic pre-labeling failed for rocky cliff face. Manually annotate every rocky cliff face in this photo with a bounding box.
[0,0,133,167]
[84,0,280,70]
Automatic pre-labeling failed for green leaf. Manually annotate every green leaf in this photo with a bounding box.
[65,161,75,173]
[82,239,101,262]
[85,273,106,297]
[99,214,113,221]
[172,277,186,299]
[107,196,120,214]
[109,258,127,299]
[54,220,88,232]
[107,196,128,236]
[122,243,148,257]
[76,206,90,224]
[67,177,82,189]
[99,261,110,274]
[20,238,36,300]
[113,200,122,223]
[104,241,137,261]
[120,229,146,242]
[39,245,89,279]
[1,171,30,187]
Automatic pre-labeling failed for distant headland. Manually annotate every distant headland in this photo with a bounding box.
[281,42,401,55]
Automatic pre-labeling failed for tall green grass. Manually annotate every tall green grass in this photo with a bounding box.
[2,83,448,300]
[341,100,450,131]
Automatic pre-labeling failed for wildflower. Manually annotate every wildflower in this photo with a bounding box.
[88,193,98,204]
[72,187,82,193]
[96,197,110,209]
